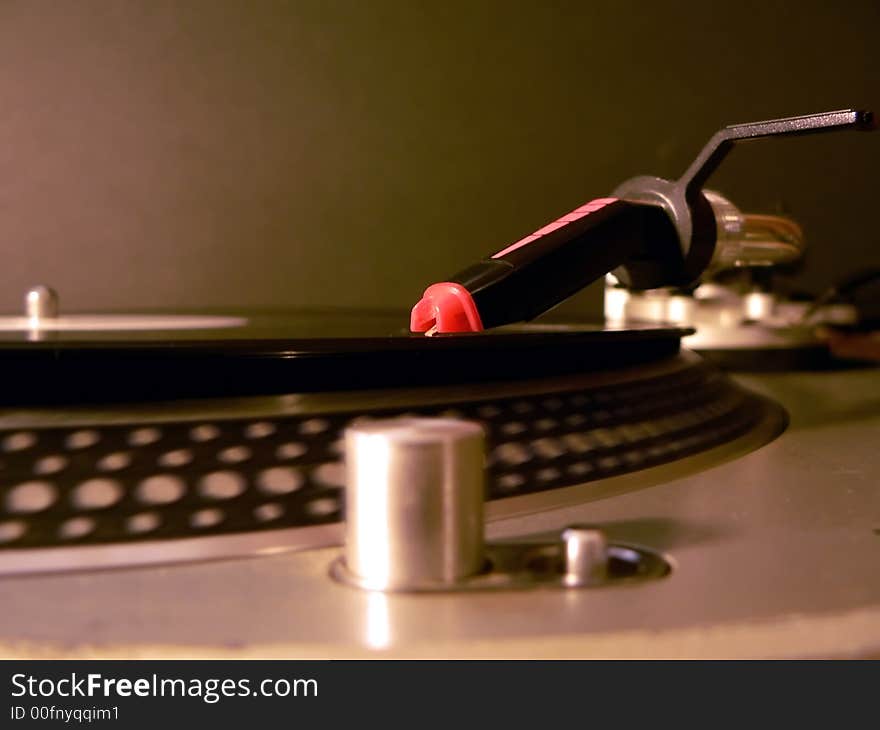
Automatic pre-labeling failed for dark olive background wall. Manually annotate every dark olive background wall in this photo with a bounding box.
[0,0,877,318]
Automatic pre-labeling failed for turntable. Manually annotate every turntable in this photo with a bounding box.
[1,109,879,659]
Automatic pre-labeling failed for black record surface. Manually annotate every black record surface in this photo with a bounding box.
[0,310,688,405]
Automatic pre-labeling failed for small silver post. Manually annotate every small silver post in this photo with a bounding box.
[24,285,59,322]
[561,526,608,586]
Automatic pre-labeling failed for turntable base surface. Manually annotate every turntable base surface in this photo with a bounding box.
[1,366,879,658]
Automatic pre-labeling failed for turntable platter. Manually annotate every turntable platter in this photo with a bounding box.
[0,308,781,577]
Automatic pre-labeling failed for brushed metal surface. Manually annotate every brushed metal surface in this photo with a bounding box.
[342,418,486,590]
[1,366,878,658]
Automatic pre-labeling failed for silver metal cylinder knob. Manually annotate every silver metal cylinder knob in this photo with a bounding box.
[342,417,486,591]
[24,285,59,321]
[561,526,608,586]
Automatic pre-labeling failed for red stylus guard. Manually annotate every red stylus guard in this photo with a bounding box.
[410,282,484,333]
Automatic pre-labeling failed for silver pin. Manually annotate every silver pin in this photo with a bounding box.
[561,526,608,586]
[24,285,59,323]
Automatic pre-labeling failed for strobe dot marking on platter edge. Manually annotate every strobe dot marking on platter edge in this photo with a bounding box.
[0,350,779,553]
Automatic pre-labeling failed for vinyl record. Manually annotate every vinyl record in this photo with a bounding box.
[0,309,688,405]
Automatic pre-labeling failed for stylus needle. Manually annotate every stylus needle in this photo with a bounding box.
[425,325,438,338]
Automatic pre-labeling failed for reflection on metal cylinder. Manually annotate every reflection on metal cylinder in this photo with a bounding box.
[24,285,59,322]
[344,418,485,591]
